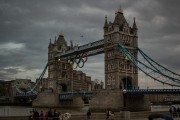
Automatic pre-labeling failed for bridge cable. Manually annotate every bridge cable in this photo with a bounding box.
[118,43,180,87]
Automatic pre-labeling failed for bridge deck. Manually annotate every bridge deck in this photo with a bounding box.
[126,89,180,94]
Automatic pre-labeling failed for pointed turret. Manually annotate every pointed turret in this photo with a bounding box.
[57,32,67,46]
[70,40,73,49]
[54,36,57,44]
[133,17,138,35]
[103,16,108,34]
[48,38,52,47]
[104,16,108,28]
[113,8,126,26]
[49,38,51,44]
[133,17,137,29]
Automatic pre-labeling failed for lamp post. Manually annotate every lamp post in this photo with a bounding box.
[123,89,127,110]
[125,56,128,90]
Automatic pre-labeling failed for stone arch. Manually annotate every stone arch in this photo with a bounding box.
[122,76,133,90]
[60,84,68,92]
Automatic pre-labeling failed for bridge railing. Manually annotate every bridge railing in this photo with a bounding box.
[125,89,180,94]
[56,39,104,58]
[59,91,93,100]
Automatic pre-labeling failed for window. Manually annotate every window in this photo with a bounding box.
[50,73,53,78]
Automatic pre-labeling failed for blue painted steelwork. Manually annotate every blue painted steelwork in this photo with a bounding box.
[117,42,180,87]
[14,63,48,95]
[125,89,180,94]
[59,91,93,100]
[137,48,180,82]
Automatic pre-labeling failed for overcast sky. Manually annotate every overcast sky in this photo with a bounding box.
[0,0,180,88]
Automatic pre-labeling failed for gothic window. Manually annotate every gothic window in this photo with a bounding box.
[108,64,110,70]
[50,73,53,78]
[58,65,61,69]
[78,76,81,80]
[65,74,69,79]
[107,75,110,85]
[49,65,53,70]
[119,62,123,69]
[123,36,130,46]
[107,52,109,58]
[111,64,113,69]
[58,74,61,78]
[111,51,114,56]
[112,76,115,86]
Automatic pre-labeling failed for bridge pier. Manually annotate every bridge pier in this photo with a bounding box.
[89,89,151,112]
[126,94,151,111]
[32,92,84,108]
[32,93,59,107]
[89,90,124,112]
[59,96,84,108]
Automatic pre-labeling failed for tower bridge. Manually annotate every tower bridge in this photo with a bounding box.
[13,8,180,111]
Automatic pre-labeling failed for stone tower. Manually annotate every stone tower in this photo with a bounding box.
[48,33,73,93]
[104,8,138,90]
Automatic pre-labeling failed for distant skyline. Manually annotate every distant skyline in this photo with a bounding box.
[0,0,180,88]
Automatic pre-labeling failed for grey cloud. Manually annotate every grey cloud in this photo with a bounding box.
[0,0,180,86]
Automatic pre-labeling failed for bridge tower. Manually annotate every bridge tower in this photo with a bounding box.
[104,8,138,90]
[48,33,73,93]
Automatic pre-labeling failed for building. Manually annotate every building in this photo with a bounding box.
[48,33,92,93]
[0,79,12,103]
[91,79,104,90]
[0,79,35,103]
[103,8,138,90]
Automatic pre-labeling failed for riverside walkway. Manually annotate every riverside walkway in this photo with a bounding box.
[0,111,178,120]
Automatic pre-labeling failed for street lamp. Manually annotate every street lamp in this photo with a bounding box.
[123,89,127,110]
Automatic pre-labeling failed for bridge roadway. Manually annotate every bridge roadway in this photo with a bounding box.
[59,89,180,100]
[15,89,180,99]
[55,39,104,59]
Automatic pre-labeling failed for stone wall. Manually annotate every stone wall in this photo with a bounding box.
[126,94,151,111]
[32,93,59,107]
[32,93,84,108]
[59,96,84,108]
[89,90,124,112]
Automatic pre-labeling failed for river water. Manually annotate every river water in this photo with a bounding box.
[0,105,176,117]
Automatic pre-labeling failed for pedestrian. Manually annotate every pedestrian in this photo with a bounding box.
[106,108,110,120]
[33,109,39,120]
[53,109,58,120]
[40,111,44,120]
[48,108,53,120]
[45,112,48,120]
[86,109,91,120]
[28,111,33,120]
[109,111,114,120]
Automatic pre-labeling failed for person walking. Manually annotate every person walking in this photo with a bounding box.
[109,111,114,120]
[86,109,91,120]
[40,111,44,120]
[106,109,111,120]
